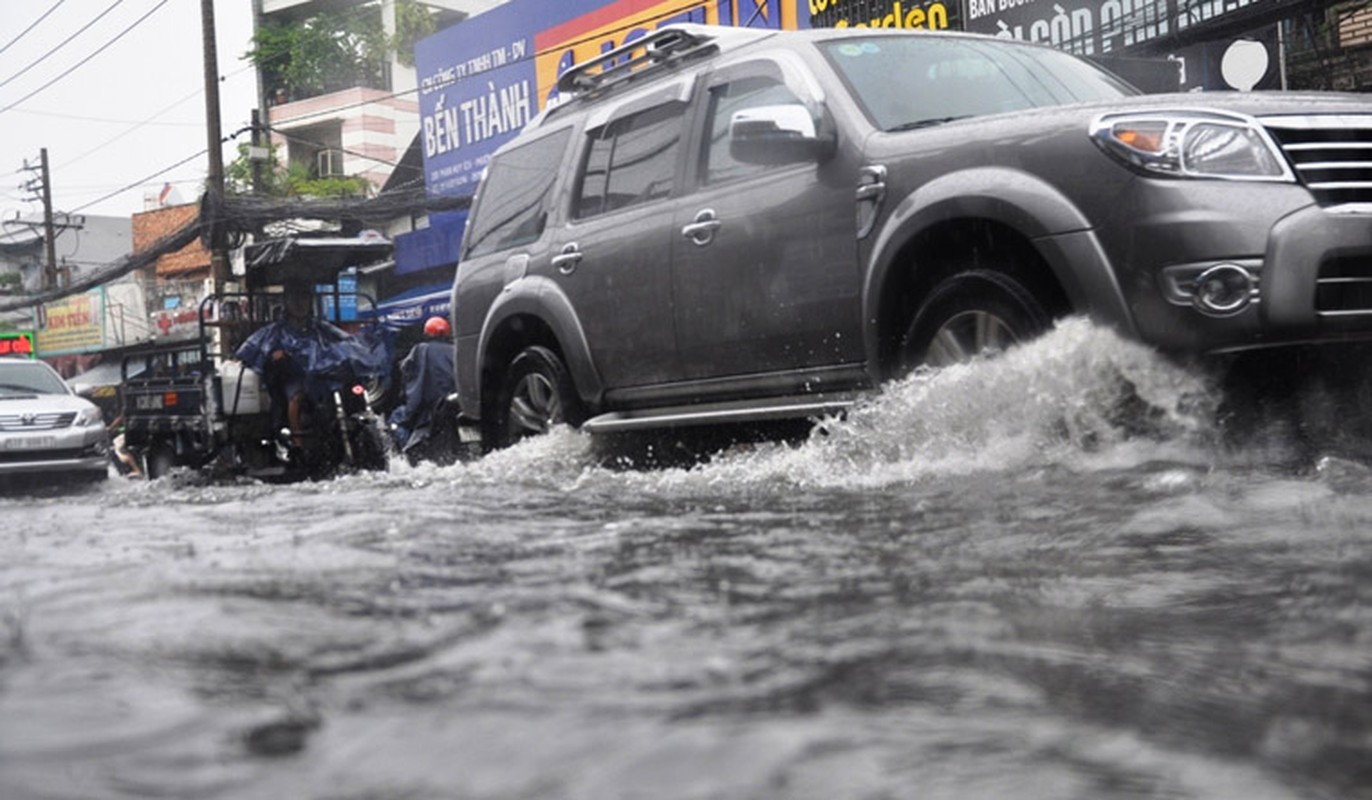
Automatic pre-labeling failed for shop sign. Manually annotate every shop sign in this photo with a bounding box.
[0,331,35,359]
[963,0,1267,57]
[35,290,105,356]
[809,0,956,30]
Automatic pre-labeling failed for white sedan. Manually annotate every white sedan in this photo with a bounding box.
[0,357,109,484]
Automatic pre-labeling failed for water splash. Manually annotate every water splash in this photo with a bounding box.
[688,318,1218,488]
[459,318,1220,492]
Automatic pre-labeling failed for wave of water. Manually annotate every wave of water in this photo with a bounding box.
[459,317,1223,493]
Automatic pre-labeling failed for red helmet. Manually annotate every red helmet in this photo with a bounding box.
[423,316,451,338]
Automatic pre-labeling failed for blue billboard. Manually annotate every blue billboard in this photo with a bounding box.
[413,0,809,198]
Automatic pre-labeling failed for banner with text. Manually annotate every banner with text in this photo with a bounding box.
[36,289,105,356]
[963,0,1269,56]
[414,0,811,199]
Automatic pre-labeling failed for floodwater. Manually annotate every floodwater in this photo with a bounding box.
[2,318,1370,800]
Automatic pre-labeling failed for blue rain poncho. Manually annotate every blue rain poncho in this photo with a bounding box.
[235,316,393,403]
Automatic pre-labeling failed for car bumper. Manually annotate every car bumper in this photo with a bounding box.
[1103,187,1372,354]
[0,432,109,479]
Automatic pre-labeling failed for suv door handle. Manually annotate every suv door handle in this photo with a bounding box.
[856,165,887,239]
[552,243,583,274]
[682,208,721,247]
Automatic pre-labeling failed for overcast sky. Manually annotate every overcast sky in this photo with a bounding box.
[0,0,259,223]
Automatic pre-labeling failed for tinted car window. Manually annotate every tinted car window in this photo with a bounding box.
[576,102,684,219]
[702,76,805,185]
[464,129,571,258]
[819,35,1136,132]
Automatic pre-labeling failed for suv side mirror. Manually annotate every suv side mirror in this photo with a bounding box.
[729,104,836,165]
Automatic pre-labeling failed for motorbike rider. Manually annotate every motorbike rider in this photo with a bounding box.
[389,315,457,457]
[235,280,356,450]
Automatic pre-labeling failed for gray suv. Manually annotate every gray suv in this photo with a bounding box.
[451,24,1372,450]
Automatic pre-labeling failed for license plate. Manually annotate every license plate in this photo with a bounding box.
[2,435,56,450]
[134,394,164,410]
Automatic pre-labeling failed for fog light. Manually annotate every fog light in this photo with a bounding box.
[1193,263,1254,316]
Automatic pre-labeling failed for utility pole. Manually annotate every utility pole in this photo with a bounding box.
[18,149,59,290]
[14,151,84,293]
[250,108,266,195]
[201,0,229,290]
[38,149,57,290]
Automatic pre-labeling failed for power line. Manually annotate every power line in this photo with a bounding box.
[7,106,201,127]
[57,84,208,172]
[263,125,407,171]
[0,0,169,115]
[0,0,126,90]
[69,148,207,214]
[0,0,68,57]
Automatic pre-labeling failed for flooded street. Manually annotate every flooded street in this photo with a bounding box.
[3,320,1371,800]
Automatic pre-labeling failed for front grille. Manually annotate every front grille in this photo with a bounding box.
[1263,114,1372,207]
[1316,256,1372,316]
[0,412,76,431]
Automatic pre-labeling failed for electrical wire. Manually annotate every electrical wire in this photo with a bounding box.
[0,0,68,57]
[7,106,201,127]
[57,84,209,171]
[69,147,206,214]
[0,0,125,90]
[55,62,259,175]
[263,125,407,171]
[0,0,169,114]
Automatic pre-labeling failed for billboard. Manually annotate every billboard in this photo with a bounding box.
[36,290,105,356]
[414,0,813,198]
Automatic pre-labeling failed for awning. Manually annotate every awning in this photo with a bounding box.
[69,359,147,396]
[244,235,394,288]
[366,284,451,330]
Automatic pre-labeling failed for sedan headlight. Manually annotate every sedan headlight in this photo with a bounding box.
[75,405,103,427]
[1090,110,1294,182]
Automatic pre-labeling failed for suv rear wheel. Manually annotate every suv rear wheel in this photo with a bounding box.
[901,269,1052,370]
[491,346,583,449]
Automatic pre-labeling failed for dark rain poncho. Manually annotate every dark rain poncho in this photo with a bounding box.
[235,317,393,403]
[388,340,456,450]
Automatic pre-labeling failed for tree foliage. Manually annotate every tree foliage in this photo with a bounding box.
[245,6,388,100]
[393,0,438,68]
[225,143,372,200]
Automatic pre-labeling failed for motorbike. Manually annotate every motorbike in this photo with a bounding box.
[266,361,391,478]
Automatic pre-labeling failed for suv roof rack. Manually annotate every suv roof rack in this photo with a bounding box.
[554,24,724,98]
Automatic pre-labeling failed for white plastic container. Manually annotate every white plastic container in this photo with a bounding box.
[219,361,267,416]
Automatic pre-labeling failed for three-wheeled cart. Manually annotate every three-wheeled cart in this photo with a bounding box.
[120,235,395,481]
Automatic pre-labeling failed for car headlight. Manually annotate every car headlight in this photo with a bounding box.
[75,405,103,427]
[1090,110,1294,182]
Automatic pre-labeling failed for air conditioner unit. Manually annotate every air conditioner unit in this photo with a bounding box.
[317,149,345,177]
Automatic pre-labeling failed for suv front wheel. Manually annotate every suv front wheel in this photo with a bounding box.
[490,345,584,449]
[901,269,1052,370]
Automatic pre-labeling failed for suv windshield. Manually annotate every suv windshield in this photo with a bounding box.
[0,361,70,396]
[818,35,1137,132]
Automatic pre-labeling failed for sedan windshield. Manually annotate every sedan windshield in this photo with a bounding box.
[818,35,1137,132]
[0,361,71,396]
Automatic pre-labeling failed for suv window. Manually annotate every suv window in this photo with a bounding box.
[575,102,685,219]
[464,129,571,258]
[819,35,1133,131]
[702,76,805,186]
